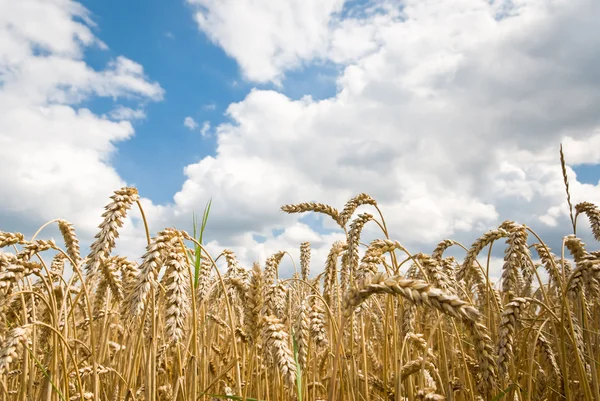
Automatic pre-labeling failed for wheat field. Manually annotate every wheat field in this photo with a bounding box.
[1,150,599,401]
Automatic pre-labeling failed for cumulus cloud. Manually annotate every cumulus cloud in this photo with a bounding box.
[200,121,211,138]
[173,0,600,278]
[108,106,146,121]
[184,116,198,130]
[187,0,347,83]
[0,0,163,256]
[184,117,212,138]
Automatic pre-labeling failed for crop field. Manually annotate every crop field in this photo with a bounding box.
[1,151,599,401]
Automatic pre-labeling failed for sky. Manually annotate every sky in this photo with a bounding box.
[2,0,600,281]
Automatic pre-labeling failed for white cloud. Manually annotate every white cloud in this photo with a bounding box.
[202,102,216,111]
[108,106,146,121]
[186,0,403,84]
[169,0,600,276]
[187,0,347,83]
[0,0,163,252]
[184,116,198,130]
[200,121,211,138]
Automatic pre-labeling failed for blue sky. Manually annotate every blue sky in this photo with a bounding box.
[80,0,245,203]
[79,0,339,204]
[67,0,600,206]
[573,164,600,185]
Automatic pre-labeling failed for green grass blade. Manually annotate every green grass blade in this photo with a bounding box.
[192,210,200,288]
[492,383,517,401]
[293,333,303,401]
[25,345,66,401]
[192,198,212,289]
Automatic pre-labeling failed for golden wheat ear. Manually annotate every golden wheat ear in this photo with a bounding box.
[560,144,576,234]
[85,187,139,278]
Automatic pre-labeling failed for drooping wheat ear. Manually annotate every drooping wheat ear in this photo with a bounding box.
[163,240,191,344]
[575,202,600,240]
[501,224,532,300]
[323,240,345,307]
[536,332,562,391]
[405,260,421,280]
[300,242,311,281]
[432,239,459,261]
[344,273,480,322]
[0,232,25,248]
[398,357,439,381]
[294,299,310,370]
[125,228,179,319]
[499,220,518,231]
[560,144,576,232]
[466,320,497,397]
[344,273,497,395]
[497,297,530,378]
[366,238,405,256]
[401,303,416,338]
[16,239,57,261]
[1,240,52,292]
[357,243,384,280]
[245,262,264,342]
[261,314,297,388]
[207,313,229,331]
[0,326,30,375]
[405,332,435,359]
[440,256,459,289]
[459,228,509,283]
[365,340,383,373]
[566,256,599,302]
[414,253,454,293]
[57,219,81,266]
[309,298,329,348]
[264,251,285,288]
[568,312,591,381]
[564,235,588,263]
[281,201,340,226]
[533,243,565,289]
[347,213,373,280]
[227,276,249,302]
[338,193,377,228]
[357,238,405,282]
[222,249,245,278]
[564,235,596,299]
[235,327,249,343]
[85,187,139,277]
[0,253,42,293]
